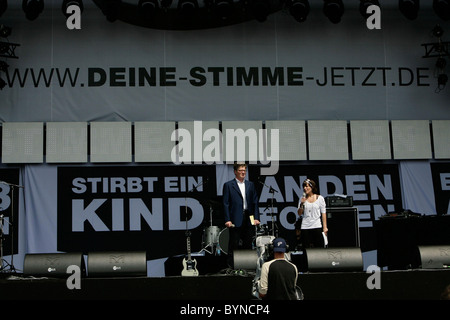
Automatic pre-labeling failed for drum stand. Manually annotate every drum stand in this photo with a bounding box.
[200,203,219,255]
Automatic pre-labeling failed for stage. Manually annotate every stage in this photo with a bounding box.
[1,269,449,300]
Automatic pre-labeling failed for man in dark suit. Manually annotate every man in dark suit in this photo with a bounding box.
[222,162,260,264]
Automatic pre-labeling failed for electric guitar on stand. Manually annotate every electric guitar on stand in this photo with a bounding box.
[181,181,205,277]
[181,230,199,276]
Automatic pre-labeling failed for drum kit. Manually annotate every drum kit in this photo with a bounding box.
[199,199,230,255]
[199,199,278,256]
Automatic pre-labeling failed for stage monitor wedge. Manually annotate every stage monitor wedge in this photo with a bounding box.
[23,252,85,278]
[233,249,258,270]
[418,245,450,269]
[305,247,363,272]
[87,251,147,277]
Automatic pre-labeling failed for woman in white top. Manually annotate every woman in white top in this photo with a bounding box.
[297,179,328,248]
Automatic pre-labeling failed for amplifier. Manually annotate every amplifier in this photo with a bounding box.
[326,195,353,207]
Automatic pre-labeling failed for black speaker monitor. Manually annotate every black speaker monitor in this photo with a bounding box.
[306,247,363,272]
[23,252,85,278]
[326,207,360,247]
[233,249,258,270]
[87,251,147,277]
[418,245,450,269]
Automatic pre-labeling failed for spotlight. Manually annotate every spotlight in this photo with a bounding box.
[22,0,44,21]
[251,0,271,22]
[434,0,450,21]
[213,0,233,20]
[138,0,159,20]
[62,0,83,18]
[323,0,344,24]
[399,0,419,20]
[0,0,7,18]
[287,0,310,23]
[359,0,379,19]
[177,0,199,15]
[0,24,11,38]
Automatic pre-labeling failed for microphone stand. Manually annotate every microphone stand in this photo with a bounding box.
[0,180,24,273]
[0,214,12,272]
[258,178,279,237]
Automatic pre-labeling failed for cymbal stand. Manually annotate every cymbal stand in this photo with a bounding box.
[259,179,279,238]
[185,178,208,253]
[199,203,215,255]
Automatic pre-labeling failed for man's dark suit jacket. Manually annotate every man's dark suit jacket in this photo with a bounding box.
[222,179,259,227]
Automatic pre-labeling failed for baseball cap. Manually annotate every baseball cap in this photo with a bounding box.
[272,238,287,252]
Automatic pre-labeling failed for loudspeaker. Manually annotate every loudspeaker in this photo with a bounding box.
[233,249,258,270]
[87,251,147,277]
[23,252,85,278]
[305,247,363,271]
[326,207,360,247]
[418,245,450,269]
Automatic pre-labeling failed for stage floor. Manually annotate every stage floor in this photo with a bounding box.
[1,269,449,300]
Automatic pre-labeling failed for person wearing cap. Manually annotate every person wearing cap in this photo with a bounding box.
[258,238,299,300]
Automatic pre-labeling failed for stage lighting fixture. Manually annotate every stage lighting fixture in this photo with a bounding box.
[288,0,310,23]
[0,60,8,72]
[138,0,159,20]
[251,0,271,22]
[323,0,344,24]
[436,57,447,69]
[433,24,444,38]
[213,0,233,20]
[178,0,199,15]
[22,0,44,21]
[62,0,83,18]
[437,73,448,89]
[359,0,379,19]
[399,0,419,20]
[434,0,450,21]
[101,0,121,22]
[0,24,11,38]
[0,0,7,18]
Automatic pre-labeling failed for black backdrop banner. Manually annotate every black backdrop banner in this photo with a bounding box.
[249,163,402,252]
[431,163,450,216]
[57,165,216,260]
[0,168,20,256]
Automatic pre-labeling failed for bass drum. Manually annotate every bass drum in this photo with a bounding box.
[218,228,229,255]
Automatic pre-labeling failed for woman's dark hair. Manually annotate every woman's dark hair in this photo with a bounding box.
[303,179,318,193]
